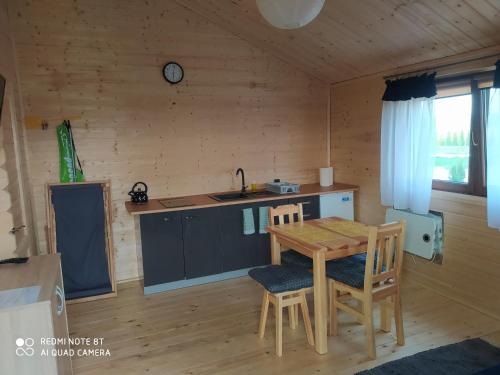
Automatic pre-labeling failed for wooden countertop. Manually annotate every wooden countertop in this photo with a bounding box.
[125,182,359,215]
[0,254,60,308]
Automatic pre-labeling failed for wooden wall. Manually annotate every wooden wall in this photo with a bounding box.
[0,0,34,259]
[331,71,500,319]
[8,0,329,281]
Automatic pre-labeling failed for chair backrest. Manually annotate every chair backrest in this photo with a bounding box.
[364,220,406,291]
[268,204,304,226]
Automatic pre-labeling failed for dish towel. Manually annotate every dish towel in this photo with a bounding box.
[259,206,269,234]
[242,208,255,235]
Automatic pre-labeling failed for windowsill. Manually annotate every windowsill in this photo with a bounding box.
[431,189,486,206]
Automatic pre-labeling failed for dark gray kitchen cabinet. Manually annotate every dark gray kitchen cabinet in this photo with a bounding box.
[219,202,259,272]
[254,198,289,260]
[288,195,320,220]
[219,198,288,272]
[181,207,223,279]
[139,194,324,290]
[140,212,185,287]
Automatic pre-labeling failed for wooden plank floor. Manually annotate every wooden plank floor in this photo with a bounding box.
[67,277,500,375]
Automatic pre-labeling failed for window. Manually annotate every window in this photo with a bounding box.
[434,94,472,184]
[432,74,491,196]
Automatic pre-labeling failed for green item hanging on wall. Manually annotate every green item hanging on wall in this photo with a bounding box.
[57,120,85,183]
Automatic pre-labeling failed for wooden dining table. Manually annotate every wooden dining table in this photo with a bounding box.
[266,216,370,355]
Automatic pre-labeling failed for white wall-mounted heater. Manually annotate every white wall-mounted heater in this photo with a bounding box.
[385,208,443,260]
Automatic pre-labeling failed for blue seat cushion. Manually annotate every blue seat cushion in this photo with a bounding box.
[282,250,368,270]
[326,255,367,289]
[348,253,367,264]
[327,252,368,266]
[248,265,313,293]
[281,250,313,268]
[326,253,383,289]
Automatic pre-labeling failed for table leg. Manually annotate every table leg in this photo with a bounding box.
[271,233,281,265]
[313,251,328,354]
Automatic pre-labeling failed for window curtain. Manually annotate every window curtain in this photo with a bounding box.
[487,60,500,229]
[380,73,437,214]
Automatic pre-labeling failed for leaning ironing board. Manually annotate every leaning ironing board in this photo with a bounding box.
[266,217,370,354]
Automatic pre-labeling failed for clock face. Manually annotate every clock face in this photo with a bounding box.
[163,62,184,84]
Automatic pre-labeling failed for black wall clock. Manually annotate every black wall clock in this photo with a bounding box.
[163,62,184,84]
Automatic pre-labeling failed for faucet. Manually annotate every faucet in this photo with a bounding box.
[236,168,247,197]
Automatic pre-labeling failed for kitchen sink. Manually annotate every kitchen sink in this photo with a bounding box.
[209,190,279,202]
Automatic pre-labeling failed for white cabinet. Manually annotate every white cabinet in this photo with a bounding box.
[319,191,354,220]
[0,255,73,375]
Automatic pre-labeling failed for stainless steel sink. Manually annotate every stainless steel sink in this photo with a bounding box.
[209,190,279,202]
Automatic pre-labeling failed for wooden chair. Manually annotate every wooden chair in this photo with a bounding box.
[267,203,311,328]
[249,265,314,356]
[268,203,303,226]
[268,204,311,270]
[328,220,406,359]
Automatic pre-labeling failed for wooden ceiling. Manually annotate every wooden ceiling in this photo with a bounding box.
[175,0,500,83]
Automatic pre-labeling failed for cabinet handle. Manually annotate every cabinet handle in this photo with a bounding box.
[184,216,194,221]
[55,285,64,316]
[301,201,311,205]
[303,214,311,218]
[163,217,170,222]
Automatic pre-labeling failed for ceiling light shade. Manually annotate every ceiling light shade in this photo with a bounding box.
[256,0,325,29]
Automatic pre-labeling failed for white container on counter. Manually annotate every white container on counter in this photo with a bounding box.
[319,167,333,187]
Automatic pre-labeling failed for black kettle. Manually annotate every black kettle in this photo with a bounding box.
[129,182,148,204]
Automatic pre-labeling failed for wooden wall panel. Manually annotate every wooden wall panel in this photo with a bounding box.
[175,0,500,83]
[8,0,328,281]
[331,70,500,319]
[0,0,34,259]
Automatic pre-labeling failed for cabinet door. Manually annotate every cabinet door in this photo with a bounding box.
[219,199,289,272]
[219,203,256,272]
[319,192,354,220]
[140,212,185,286]
[219,202,267,272]
[288,195,320,220]
[182,208,223,279]
[255,198,290,264]
[51,263,73,375]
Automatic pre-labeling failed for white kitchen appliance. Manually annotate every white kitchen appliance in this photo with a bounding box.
[385,208,443,260]
[320,192,354,220]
